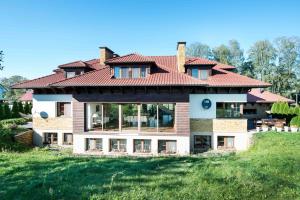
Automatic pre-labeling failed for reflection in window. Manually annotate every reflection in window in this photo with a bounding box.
[103,104,119,131]
[63,133,73,145]
[110,139,127,152]
[191,68,198,78]
[158,104,175,132]
[194,135,211,153]
[57,102,71,117]
[134,139,151,153]
[216,103,241,118]
[132,67,140,78]
[200,70,208,80]
[141,104,157,132]
[114,66,120,78]
[86,138,103,151]
[122,104,138,130]
[158,140,177,154]
[217,136,235,149]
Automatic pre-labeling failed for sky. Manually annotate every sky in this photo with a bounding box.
[1,0,300,79]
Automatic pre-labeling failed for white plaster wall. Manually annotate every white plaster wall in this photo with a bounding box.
[32,94,73,118]
[191,132,249,151]
[73,134,190,155]
[189,94,247,119]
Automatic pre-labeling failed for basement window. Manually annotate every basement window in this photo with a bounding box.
[63,133,73,145]
[158,140,177,154]
[43,133,58,145]
[86,138,103,151]
[217,136,235,149]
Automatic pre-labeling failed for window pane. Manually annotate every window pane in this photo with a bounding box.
[191,68,199,78]
[200,70,208,80]
[122,104,138,131]
[57,102,71,117]
[141,104,157,132]
[121,67,129,78]
[141,67,146,78]
[132,67,140,78]
[218,136,235,149]
[66,72,76,78]
[63,133,73,145]
[86,103,103,131]
[44,133,57,144]
[158,104,175,132]
[134,139,151,153]
[114,67,120,78]
[216,103,241,118]
[194,135,211,152]
[86,138,103,151]
[103,104,119,131]
[158,140,176,154]
[110,139,127,152]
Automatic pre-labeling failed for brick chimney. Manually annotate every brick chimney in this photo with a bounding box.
[177,42,186,73]
[99,47,114,65]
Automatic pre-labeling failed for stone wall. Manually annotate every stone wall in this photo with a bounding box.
[190,119,247,133]
[190,119,213,132]
[33,117,72,130]
[14,130,33,146]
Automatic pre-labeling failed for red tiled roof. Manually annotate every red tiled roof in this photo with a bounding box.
[51,66,207,87]
[185,57,216,65]
[206,69,271,87]
[58,60,87,68]
[213,62,236,70]
[247,89,294,103]
[12,71,66,89]
[106,53,154,64]
[19,90,33,101]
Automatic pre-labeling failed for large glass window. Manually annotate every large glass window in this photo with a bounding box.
[110,139,127,152]
[194,135,211,153]
[141,104,157,132]
[121,67,129,78]
[158,104,175,132]
[57,102,71,117]
[158,140,177,154]
[132,67,140,78]
[103,104,119,131]
[191,68,199,78]
[217,136,235,149]
[134,139,151,153]
[122,104,138,131]
[216,103,241,118]
[86,138,103,151]
[86,103,103,131]
[114,66,148,78]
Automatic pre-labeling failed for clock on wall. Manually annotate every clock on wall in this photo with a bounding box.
[202,99,212,109]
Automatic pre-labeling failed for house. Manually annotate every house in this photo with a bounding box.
[14,42,288,155]
[19,90,33,104]
[244,89,294,129]
[0,84,8,103]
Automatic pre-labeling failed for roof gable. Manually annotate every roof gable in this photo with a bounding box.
[105,53,155,64]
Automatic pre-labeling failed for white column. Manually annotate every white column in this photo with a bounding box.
[103,137,110,154]
[57,132,63,146]
[127,138,134,155]
[152,138,158,155]
[212,133,218,150]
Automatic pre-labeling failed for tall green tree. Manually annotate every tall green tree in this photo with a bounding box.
[248,40,277,82]
[213,44,232,64]
[0,51,4,70]
[3,103,11,119]
[24,102,30,114]
[0,75,28,101]
[18,102,24,114]
[0,104,4,120]
[186,42,213,59]
[228,40,244,71]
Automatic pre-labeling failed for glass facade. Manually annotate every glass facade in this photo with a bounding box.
[103,104,119,131]
[141,104,157,132]
[122,104,138,131]
[216,103,241,118]
[158,104,175,132]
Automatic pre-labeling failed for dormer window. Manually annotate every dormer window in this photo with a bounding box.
[187,67,211,80]
[113,66,149,79]
[65,70,84,78]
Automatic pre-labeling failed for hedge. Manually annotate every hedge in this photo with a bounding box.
[0,118,27,126]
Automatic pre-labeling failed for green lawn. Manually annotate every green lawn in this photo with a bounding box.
[0,132,300,200]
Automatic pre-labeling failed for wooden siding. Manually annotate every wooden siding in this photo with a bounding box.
[73,98,85,134]
[175,103,190,136]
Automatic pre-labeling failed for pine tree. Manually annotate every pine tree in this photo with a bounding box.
[11,101,20,118]
[18,101,24,114]
[3,103,11,119]
[0,104,4,120]
[24,102,30,114]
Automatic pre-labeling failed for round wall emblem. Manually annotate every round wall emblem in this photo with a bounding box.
[202,99,212,109]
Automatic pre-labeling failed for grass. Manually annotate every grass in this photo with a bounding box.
[0,132,300,200]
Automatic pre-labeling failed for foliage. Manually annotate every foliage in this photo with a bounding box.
[0,75,28,101]
[18,102,24,114]
[3,103,11,119]
[186,42,213,59]
[0,50,3,70]
[290,116,300,127]
[0,118,27,126]
[24,102,31,114]
[11,101,20,118]
[0,132,299,199]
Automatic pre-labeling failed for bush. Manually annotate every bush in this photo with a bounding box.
[0,118,27,126]
[3,103,11,119]
[290,116,300,127]
[24,102,30,114]
[18,102,24,114]
[11,101,20,118]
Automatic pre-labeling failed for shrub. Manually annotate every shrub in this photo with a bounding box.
[271,102,279,114]
[3,103,11,119]
[281,102,290,115]
[18,102,24,114]
[290,116,300,127]
[24,102,30,114]
[0,118,27,126]
[0,104,4,120]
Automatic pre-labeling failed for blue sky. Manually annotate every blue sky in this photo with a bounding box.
[1,0,300,79]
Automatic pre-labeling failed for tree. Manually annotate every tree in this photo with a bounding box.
[11,101,20,118]
[228,40,244,71]
[3,103,11,119]
[18,102,24,114]
[0,104,4,120]
[0,51,4,70]
[186,42,213,59]
[248,40,277,82]
[24,102,30,114]
[0,75,28,101]
[213,44,232,64]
